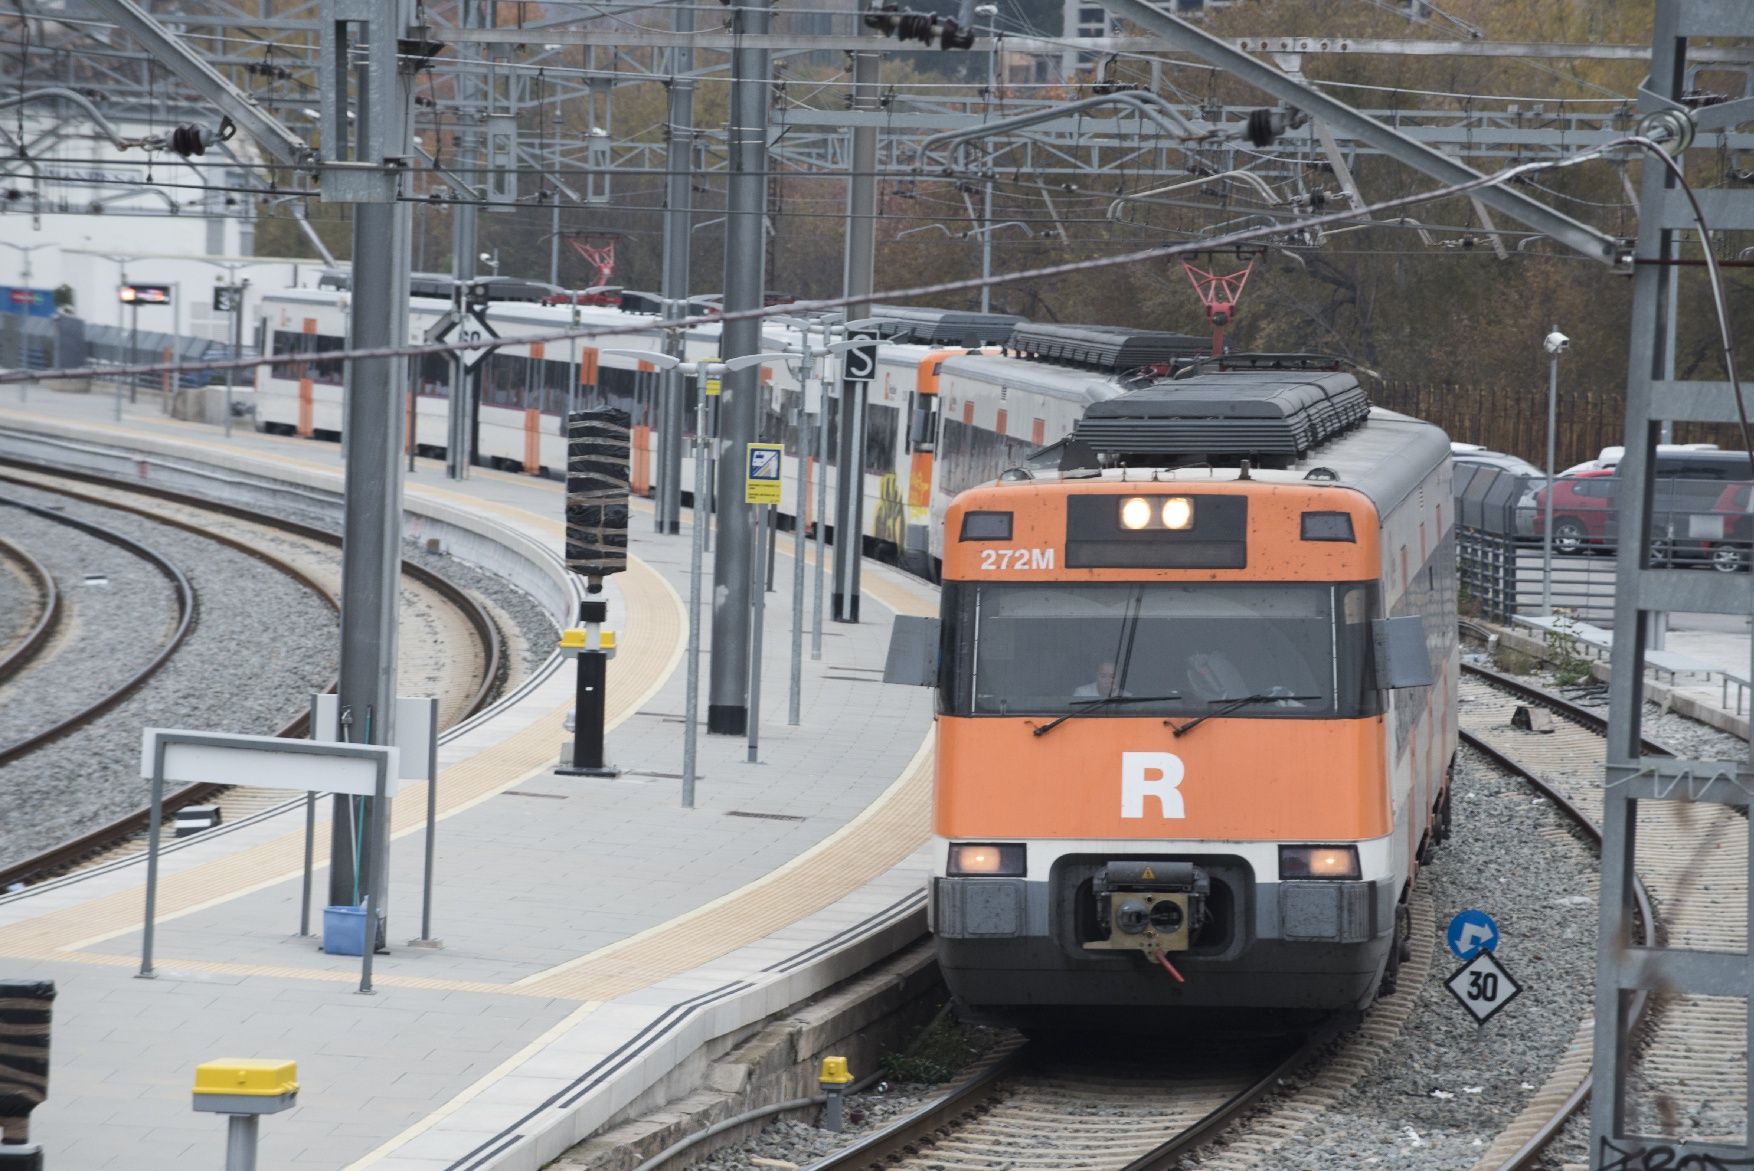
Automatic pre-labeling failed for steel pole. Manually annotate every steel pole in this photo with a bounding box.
[1543,334,1558,614]
[813,346,829,659]
[225,285,240,439]
[747,503,767,762]
[707,0,772,736]
[446,0,481,481]
[833,376,868,622]
[789,395,807,724]
[330,0,414,935]
[980,179,993,313]
[224,1113,260,1171]
[682,385,708,807]
[832,29,879,626]
[657,8,696,536]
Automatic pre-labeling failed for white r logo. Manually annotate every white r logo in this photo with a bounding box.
[1121,752,1185,819]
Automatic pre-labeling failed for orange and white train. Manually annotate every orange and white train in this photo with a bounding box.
[249,287,1204,578]
[902,356,1458,1020]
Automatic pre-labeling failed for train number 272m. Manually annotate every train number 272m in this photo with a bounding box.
[979,548,1056,571]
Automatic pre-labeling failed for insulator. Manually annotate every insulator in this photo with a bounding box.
[1245,108,1278,148]
[939,18,974,49]
[169,124,209,158]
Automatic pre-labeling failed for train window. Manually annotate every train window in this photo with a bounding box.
[907,393,937,453]
[959,511,1013,541]
[865,403,900,475]
[1301,512,1354,542]
[938,581,1381,720]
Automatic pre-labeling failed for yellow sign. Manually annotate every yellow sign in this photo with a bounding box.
[745,442,783,504]
[705,378,722,397]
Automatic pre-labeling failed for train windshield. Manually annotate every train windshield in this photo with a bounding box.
[939,581,1379,719]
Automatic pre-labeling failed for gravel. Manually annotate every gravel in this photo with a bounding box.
[0,496,180,745]
[1185,743,1602,1170]
[0,480,339,867]
[404,542,557,677]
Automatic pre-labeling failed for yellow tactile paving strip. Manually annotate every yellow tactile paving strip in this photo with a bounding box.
[0,411,942,1002]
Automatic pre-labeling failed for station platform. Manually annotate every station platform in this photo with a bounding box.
[0,387,939,1170]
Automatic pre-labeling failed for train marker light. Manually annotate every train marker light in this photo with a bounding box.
[1279,845,1360,880]
[1120,496,1153,530]
[1161,496,1194,530]
[948,842,1025,876]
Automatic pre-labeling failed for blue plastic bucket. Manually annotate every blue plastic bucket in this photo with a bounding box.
[323,905,368,956]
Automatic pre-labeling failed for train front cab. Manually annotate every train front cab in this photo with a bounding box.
[922,471,1452,1018]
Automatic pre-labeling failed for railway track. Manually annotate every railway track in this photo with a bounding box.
[801,1030,1326,1171]
[0,462,506,889]
[1456,656,1750,1169]
[0,491,200,767]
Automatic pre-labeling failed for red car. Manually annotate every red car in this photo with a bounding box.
[1530,469,1618,554]
[1532,466,1754,571]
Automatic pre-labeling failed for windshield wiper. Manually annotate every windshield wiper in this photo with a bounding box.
[1169,693,1321,738]
[1032,694,1182,737]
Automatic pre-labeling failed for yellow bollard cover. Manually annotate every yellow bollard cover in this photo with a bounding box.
[193,1059,300,1097]
[818,1056,854,1085]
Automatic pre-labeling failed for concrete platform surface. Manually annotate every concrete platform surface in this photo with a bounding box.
[0,389,939,1170]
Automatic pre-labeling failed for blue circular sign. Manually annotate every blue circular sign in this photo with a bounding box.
[1447,909,1500,960]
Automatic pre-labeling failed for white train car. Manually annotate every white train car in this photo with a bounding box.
[253,287,1210,577]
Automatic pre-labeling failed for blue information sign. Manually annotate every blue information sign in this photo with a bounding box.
[0,288,54,318]
[1446,909,1500,960]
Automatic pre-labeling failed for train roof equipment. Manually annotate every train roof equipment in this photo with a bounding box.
[1057,358,1371,471]
[1008,323,1209,371]
[855,305,1024,347]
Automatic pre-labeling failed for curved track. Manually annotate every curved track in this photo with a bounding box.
[0,492,198,767]
[0,532,60,680]
[0,462,506,889]
[801,1031,1326,1171]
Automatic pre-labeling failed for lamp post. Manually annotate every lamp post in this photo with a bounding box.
[1542,325,1569,613]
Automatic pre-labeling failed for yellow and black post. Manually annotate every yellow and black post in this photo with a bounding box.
[560,407,630,777]
[558,600,620,777]
[0,981,53,1169]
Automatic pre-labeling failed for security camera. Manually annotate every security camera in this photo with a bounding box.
[1543,330,1570,355]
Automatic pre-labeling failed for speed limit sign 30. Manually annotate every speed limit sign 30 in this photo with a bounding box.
[1445,949,1522,1024]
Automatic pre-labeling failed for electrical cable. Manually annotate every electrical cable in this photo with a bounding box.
[3,134,1673,390]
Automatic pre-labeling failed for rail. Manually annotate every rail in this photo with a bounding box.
[0,493,197,768]
[0,533,60,681]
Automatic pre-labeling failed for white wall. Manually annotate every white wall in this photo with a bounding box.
[0,116,317,343]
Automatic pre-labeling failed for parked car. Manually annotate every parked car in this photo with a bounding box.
[1531,469,1618,553]
[1699,482,1754,573]
[1531,452,1754,567]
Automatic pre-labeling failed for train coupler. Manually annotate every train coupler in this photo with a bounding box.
[1085,861,1209,954]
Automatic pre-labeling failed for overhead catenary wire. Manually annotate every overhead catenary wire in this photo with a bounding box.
[9,133,1727,395]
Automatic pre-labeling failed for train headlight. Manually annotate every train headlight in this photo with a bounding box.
[948,842,1026,877]
[1279,845,1361,880]
[1119,497,1153,530]
[1161,496,1193,530]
